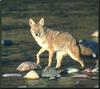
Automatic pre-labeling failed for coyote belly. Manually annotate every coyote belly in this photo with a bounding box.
[29,18,84,69]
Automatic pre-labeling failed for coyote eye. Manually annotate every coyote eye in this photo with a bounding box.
[36,33,40,36]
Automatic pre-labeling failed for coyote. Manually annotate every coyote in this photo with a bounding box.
[29,18,84,69]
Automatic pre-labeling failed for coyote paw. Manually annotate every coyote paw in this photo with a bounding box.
[54,67,61,71]
[44,66,50,70]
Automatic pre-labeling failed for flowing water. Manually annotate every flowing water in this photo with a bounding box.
[0,0,99,88]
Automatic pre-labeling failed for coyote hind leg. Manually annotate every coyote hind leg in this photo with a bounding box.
[55,51,65,69]
[68,46,84,68]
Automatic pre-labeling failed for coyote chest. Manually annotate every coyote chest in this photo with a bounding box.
[34,36,48,49]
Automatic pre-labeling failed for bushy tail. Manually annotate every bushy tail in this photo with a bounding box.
[79,44,96,58]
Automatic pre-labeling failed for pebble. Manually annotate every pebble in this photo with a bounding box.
[91,76,99,80]
[71,74,88,79]
[60,67,79,75]
[1,40,13,46]
[17,86,27,88]
[2,73,22,78]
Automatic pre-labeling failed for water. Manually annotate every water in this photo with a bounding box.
[0,0,99,88]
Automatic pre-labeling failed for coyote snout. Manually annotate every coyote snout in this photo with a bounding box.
[29,18,84,69]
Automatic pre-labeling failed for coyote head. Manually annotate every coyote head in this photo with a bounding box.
[29,18,46,38]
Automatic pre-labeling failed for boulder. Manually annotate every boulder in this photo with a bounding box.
[23,70,39,80]
[16,61,42,72]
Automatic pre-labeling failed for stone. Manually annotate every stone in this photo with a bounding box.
[83,68,93,76]
[91,76,99,80]
[1,40,13,46]
[17,86,27,88]
[41,67,61,79]
[16,61,42,72]
[60,68,79,75]
[92,60,99,73]
[66,68,79,73]
[23,70,40,80]
[2,73,22,77]
[91,31,98,38]
[71,74,88,79]
[92,68,98,73]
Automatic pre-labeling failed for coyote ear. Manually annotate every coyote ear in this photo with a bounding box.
[29,18,35,26]
[39,18,44,26]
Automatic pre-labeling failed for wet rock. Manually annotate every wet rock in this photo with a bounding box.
[1,40,13,46]
[92,60,99,73]
[41,67,61,79]
[23,70,40,80]
[49,76,56,80]
[2,73,22,77]
[91,76,99,80]
[83,68,93,76]
[83,68,92,75]
[71,74,88,79]
[94,85,99,88]
[60,68,79,75]
[92,68,98,73]
[16,61,42,72]
[83,68,92,73]
[79,39,99,58]
[91,31,98,38]
[17,86,28,88]
[66,68,79,73]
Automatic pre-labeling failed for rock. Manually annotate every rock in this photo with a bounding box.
[83,68,92,73]
[41,67,61,79]
[83,68,93,76]
[1,40,13,46]
[79,39,99,58]
[71,74,88,79]
[49,76,56,80]
[92,60,99,73]
[60,68,79,75]
[17,86,27,88]
[94,85,99,88]
[91,31,98,38]
[91,76,99,80]
[23,70,40,80]
[67,68,79,73]
[92,68,98,73]
[2,73,22,77]
[16,61,42,72]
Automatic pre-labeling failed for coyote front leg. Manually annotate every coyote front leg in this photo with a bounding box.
[36,48,46,64]
[47,48,54,67]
